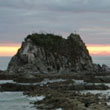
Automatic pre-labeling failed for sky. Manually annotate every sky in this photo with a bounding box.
[0,0,110,56]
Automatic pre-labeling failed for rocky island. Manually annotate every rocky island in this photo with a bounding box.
[8,33,104,75]
[1,33,110,110]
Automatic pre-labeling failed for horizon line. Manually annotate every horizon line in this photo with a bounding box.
[0,43,110,56]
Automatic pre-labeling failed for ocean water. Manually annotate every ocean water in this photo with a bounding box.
[0,80,45,110]
[0,92,36,110]
[92,56,110,67]
[0,57,11,70]
[0,56,110,70]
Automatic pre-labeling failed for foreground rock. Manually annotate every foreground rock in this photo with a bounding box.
[0,70,17,80]
[0,73,110,110]
[0,77,109,92]
[25,82,110,110]
[34,91,110,110]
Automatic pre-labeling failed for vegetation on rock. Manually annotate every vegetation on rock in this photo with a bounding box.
[25,33,89,57]
[26,33,64,51]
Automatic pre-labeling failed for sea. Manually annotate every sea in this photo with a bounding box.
[0,56,110,70]
[92,56,110,67]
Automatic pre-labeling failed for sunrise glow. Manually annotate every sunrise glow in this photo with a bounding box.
[0,43,20,56]
[0,43,110,56]
[87,44,110,56]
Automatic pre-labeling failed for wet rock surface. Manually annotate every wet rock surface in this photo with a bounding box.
[24,80,110,110]
[0,73,110,109]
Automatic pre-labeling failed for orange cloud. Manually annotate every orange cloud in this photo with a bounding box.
[0,43,20,56]
[0,43,110,56]
[87,44,110,56]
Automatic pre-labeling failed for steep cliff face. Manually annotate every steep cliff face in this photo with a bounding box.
[7,33,94,74]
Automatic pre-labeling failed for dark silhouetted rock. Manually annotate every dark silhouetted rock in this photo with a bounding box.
[7,33,94,76]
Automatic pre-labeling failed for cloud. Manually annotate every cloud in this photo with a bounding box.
[0,0,110,45]
[87,44,110,56]
[80,26,110,33]
[79,26,110,45]
[0,0,110,13]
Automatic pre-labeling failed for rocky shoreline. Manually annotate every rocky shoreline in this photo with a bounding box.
[23,73,110,110]
[0,71,110,110]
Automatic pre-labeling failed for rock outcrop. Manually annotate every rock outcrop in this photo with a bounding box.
[7,33,94,75]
